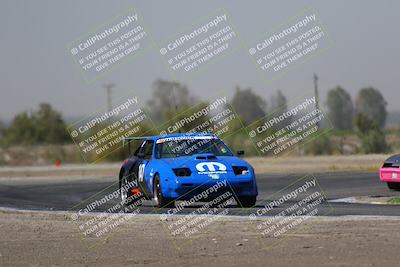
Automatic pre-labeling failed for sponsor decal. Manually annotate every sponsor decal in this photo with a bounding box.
[196,162,227,176]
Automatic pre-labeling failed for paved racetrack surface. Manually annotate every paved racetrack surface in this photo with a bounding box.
[1,172,399,216]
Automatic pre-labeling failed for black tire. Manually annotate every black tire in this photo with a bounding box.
[387,182,400,191]
[120,176,134,206]
[120,171,144,208]
[236,196,257,208]
[153,175,174,208]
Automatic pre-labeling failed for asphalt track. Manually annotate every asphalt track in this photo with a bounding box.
[1,172,400,216]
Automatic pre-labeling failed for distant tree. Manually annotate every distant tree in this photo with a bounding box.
[0,121,5,141]
[326,86,354,130]
[2,103,70,146]
[166,101,211,134]
[147,79,195,123]
[35,103,70,143]
[2,112,36,145]
[269,90,289,129]
[354,113,388,153]
[231,86,267,125]
[269,90,287,113]
[355,87,387,128]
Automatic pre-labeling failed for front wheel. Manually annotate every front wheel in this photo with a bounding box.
[387,182,400,191]
[236,196,257,208]
[153,175,174,208]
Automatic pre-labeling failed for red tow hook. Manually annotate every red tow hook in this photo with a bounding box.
[130,188,142,196]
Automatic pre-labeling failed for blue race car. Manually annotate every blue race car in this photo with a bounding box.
[119,133,258,208]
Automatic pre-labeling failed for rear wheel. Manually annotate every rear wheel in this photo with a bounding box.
[120,173,144,210]
[387,182,400,191]
[120,176,133,206]
[153,175,174,208]
[236,196,257,208]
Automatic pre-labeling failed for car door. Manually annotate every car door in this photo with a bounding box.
[137,140,154,198]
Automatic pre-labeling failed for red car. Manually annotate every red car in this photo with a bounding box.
[379,154,400,191]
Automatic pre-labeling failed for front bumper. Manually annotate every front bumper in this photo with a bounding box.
[164,175,258,200]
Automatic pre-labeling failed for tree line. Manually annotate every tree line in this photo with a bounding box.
[0,79,390,154]
[325,86,388,153]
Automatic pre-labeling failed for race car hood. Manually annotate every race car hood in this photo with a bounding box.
[158,153,251,174]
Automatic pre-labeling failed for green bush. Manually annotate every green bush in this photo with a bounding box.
[354,113,388,153]
[304,134,333,155]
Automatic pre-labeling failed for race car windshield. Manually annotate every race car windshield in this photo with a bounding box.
[155,138,233,158]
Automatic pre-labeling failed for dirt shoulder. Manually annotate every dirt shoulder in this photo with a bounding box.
[247,154,387,173]
[0,163,120,178]
[0,209,399,266]
[330,196,400,205]
[0,154,388,178]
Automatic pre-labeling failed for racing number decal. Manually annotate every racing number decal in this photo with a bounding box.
[138,163,145,182]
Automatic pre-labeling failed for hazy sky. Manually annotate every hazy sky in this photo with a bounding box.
[1,0,399,121]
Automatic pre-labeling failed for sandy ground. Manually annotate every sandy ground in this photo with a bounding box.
[0,154,388,178]
[0,209,399,266]
[0,154,396,266]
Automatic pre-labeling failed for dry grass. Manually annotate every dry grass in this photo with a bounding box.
[387,197,400,205]
[0,154,389,178]
[246,154,388,173]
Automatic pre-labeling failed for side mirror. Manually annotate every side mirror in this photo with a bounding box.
[237,150,245,156]
[137,152,145,159]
